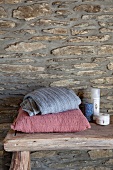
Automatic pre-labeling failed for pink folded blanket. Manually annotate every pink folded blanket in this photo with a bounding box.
[11,108,91,133]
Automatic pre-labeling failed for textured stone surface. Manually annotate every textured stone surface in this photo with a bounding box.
[30,19,69,26]
[0,0,22,3]
[98,45,113,55]
[51,46,95,55]
[5,42,46,52]
[77,70,104,76]
[72,22,96,28]
[50,79,80,86]
[99,21,113,27]
[13,29,36,35]
[0,20,16,28]
[74,4,101,13]
[31,151,56,158]
[42,28,68,34]
[88,150,113,159]
[100,28,113,33]
[107,62,113,70]
[1,0,113,169]
[74,63,98,69]
[0,64,45,72]
[13,3,51,20]
[71,28,93,35]
[30,35,68,41]
[69,35,110,42]
[0,7,7,18]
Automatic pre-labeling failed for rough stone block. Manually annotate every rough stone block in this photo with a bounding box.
[51,46,95,56]
[42,28,68,34]
[88,150,113,160]
[0,7,7,18]
[98,45,113,55]
[69,35,110,42]
[74,4,101,13]
[5,42,46,52]
[13,3,51,20]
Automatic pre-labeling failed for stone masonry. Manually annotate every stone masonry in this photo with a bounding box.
[0,0,113,169]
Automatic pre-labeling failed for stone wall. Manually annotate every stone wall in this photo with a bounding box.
[0,0,113,169]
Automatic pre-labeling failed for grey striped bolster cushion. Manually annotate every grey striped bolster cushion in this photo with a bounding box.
[20,87,81,116]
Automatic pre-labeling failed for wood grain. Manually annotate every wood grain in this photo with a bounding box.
[9,151,30,170]
[4,123,113,151]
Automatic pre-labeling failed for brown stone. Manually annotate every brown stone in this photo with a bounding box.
[51,46,95,56]
[80,167,95,170]
[103,7,113,12]
[0,0,3,3]
[74,63,98,69]
[77,70,104,76]
[88,150,113,159]
[0,30,6,34]
[98,45,113,55]
[82,14,113,20]
[13,3,51,20]
[30,19,69,26]
[0,20,16,28]
[47,57,82,62]
[74,4,101,13]
[69,35,110,42]
[90,79,104,84]
[107,96,113,100]
[90,77,113,84]
[6,0,22,3]
[0,64,45,73]
[55,10,71,15]
[82,0,99,1]
[107,62,113,70]
[98,15,113,20]
[101,103,113,109]
[82,14,97,20]
[72,22,96,28]
[50,79,80,87]
[0,0,22,3]
[0,151,3,156]
[31,151,56,158]
[71,29,91,35]
[38,74,59,79]
[31,53,47,57]
[100,28,113,33]
[0,7,7,18]
[13,29,36,35]
[52,1,63,6]
[52,1,70,8]
[0,123,11,131]
[42,28,68,34]
[92,57,106,63]
[99,21,113,27]
[96,85,113,89]
[95,168,111,170]
[105,159,113,166]
[70,18,78,21]
[0,54,20,58]
[5,42,46,52]
[30,35,67,41]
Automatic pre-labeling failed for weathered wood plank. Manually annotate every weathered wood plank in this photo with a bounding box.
[9,151,30,170]
[4,123,113,151]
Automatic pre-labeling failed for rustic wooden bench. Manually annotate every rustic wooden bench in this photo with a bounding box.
[3,122,113,170]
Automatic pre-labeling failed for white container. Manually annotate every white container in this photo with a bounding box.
[91,88,100,98]
[91,88,100,116]
[96,113,110,125]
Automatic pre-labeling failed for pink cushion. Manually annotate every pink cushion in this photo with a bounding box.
[11,108,91,133]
